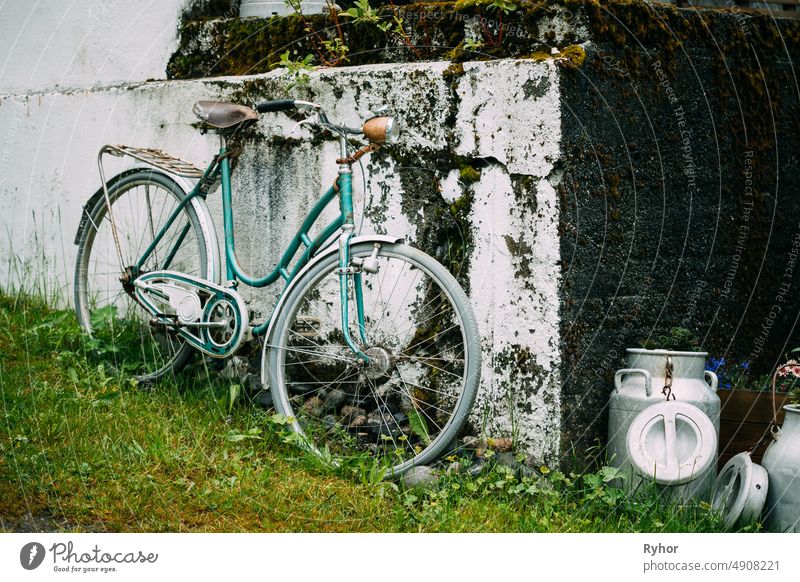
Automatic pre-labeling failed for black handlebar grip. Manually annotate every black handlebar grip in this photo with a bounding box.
[255,100,296,113]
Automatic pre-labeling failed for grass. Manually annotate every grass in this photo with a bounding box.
[0,293,730,533]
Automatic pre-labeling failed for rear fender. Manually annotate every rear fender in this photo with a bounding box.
[74,168,221,285]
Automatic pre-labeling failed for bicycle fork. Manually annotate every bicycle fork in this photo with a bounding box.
[336,137,373,364]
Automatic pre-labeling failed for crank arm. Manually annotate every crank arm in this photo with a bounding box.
[149,317,227,329]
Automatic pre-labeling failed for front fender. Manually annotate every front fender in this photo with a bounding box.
[260,234,404,344]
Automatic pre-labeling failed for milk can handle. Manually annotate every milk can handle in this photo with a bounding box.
[615,368,652,397]
[703,370,718,393]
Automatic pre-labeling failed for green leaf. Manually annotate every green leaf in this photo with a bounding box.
[406,409,431,444]
[228,383,241,414]
[225,430,262,443]
[270,413,290,425]
[90,304,118,330]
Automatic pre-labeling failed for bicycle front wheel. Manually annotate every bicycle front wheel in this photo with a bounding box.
[265,241,481,477]
[74,170,213,382]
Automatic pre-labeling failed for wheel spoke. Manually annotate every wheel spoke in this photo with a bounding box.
[75,174,208,381]
[269,244,479,476]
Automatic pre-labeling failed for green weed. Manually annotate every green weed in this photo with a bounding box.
[0,293,729,533]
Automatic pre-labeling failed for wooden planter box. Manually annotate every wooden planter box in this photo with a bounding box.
[718,389,792,470]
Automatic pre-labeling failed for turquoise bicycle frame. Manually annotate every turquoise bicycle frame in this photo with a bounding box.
[131,134,369,361]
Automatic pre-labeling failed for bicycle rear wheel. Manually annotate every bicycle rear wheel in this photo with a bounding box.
[74,170,213,382]
[265,241,481,477]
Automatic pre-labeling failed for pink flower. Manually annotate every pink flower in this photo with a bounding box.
[778,360,800,377]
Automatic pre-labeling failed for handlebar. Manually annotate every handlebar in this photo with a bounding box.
[254,99,363,135]
[255,99,296,113]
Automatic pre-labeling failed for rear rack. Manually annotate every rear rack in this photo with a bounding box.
[92,145,206,260]
[99,144,204,178]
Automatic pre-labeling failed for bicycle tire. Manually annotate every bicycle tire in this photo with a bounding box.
[74,170,213,382]
[264,241,481,477]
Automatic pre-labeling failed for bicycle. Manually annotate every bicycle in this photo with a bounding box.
[73,98,481,477]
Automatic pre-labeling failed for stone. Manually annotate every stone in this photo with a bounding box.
[517,464,538,480]
[494,451,520,471]
[257,390,273,409]
[244,372,262,394]
[341,406,366,421]
[302,396,325,417]
[323,389,346,412]
[467,460,488,477]
[401,465,439,489]
[348,414,368,429]
[221,356,247,380]
[486,437,514,452]
[462,436,482,449]
[322,415,338,430]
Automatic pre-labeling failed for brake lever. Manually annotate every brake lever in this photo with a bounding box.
[289,118,318,135]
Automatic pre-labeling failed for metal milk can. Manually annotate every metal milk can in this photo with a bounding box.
[608,348,720,501]
[762,404,800,532]
[239,0,327,17]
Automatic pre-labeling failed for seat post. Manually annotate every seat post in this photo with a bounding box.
[219,132,228,152]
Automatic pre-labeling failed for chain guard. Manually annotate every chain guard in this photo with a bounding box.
[133,270,247,358]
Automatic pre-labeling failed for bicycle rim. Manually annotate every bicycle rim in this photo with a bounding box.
[74,171,209,382]
[267,242,480,477]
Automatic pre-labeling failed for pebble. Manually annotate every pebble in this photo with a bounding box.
[494,451,520,471]
[341,406,366,421]
[323,389,346,412]
[517,464,538,480]
[302,396,325,417]
[244,373,262,394]
[462,436,482,449]
[221,356,247,380]
[467,460,488,477]
[486,437,513,452]
[257,390,273,409]
[401,465,439,489]
[349,415,368,428]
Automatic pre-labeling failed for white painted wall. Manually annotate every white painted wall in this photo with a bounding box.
[0,0,186,94]
[0,60,564,461]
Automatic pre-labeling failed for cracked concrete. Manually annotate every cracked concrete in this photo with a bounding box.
[0,59,564,464]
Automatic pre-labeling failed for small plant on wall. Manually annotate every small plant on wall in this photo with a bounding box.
[639,326,702,352]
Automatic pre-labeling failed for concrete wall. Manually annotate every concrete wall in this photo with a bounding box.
[557,3,800,459]
[4,0,799,466]
[0,60,565,464]
[0,0,187,94]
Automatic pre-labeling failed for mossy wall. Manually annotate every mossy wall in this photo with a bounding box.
[557,1,800,461]
[168,1,588,78]
[169,0,800,466]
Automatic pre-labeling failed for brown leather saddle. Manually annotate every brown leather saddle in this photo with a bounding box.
[192,101,258,130]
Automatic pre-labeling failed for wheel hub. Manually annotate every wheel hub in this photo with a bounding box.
[364,346,393,379]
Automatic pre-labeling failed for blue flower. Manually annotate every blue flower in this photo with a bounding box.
[706,357,725,373]
[740,361,750,371]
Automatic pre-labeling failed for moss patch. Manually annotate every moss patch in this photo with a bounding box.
[171,1,800,79]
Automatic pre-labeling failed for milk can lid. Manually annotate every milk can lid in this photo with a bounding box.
[712,451,768,531]
[626,401,717,485]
